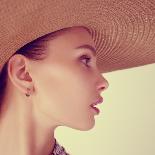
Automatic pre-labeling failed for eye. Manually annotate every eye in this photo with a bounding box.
[80,54,92,67]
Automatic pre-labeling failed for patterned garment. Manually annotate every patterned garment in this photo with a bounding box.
[49,139,70,155]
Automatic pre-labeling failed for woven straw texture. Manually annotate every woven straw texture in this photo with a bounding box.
[0,0,155,73]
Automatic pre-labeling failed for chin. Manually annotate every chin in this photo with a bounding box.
[68,119,96,131]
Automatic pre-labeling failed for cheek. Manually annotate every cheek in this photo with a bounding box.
[33,65,93,123]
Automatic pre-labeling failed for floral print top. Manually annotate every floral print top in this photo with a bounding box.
[49,139,70,155]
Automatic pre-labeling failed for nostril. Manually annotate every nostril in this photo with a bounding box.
[100,82,109,91]
[100,86,105,91]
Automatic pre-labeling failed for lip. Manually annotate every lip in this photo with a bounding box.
[91,97,103,106]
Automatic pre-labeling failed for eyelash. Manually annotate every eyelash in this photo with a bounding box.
[80,54,91,67]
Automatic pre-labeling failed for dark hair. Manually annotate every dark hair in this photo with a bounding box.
[0,26,91,111]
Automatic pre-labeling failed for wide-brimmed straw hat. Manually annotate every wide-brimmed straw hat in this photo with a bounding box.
[0,0,155,74]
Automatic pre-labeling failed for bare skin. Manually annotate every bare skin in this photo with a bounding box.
[0,27,109,155]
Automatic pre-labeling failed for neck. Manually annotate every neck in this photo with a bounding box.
[0,91,57,155]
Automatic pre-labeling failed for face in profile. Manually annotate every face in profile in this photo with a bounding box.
[8,26,109,131]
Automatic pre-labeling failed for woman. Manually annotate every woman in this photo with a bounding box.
[0,0,155,155]
[0,25,108,155]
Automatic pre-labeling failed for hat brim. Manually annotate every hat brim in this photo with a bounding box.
[0,0,155,73]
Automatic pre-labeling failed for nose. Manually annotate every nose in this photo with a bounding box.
[97,74,109,93]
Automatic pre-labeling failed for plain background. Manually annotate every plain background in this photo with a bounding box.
[55,63,155,155]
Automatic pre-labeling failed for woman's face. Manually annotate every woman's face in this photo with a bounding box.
[30,27,109,130]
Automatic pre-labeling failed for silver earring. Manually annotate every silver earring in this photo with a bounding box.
[25,88,31,97]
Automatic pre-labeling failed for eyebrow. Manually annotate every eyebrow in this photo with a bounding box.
[75,44,96,56]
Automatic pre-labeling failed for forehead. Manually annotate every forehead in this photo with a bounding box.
[47,26,95,52]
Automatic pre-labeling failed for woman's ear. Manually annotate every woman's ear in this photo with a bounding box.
[7,54,33,95]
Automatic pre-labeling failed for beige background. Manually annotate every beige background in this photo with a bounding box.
[55,63,155,155]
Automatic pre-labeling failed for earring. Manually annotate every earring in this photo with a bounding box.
[25,88,31,97]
